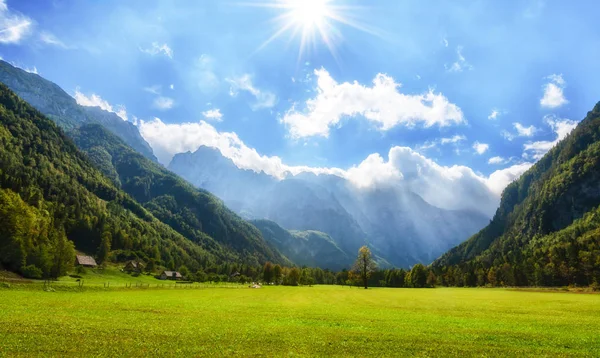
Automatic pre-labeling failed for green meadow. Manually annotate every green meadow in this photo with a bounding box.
[0,285,599,357]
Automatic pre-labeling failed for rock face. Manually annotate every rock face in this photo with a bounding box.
[0,60,158,162]
[169,146,490,269]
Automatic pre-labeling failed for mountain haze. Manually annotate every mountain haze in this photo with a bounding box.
[170,146,490,268]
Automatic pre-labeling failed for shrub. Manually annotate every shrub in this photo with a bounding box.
[21,265,43,279]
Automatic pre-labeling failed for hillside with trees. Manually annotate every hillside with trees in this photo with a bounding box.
[432,103,600,287]
[0,83,288,279]
[70,123,290,266]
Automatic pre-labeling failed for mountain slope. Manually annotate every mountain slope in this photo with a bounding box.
[251,219,350,270]
[70,124,290,266]
[0,60,157,162]
[433,103,600,286]
[0,83,213,276]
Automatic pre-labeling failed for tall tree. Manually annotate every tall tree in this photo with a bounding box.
[263,261,274,283]
[352,246,377,289]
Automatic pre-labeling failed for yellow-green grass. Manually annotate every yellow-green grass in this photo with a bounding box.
[0,286,598,357]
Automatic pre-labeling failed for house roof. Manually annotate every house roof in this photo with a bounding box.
[162,271,182,277]
[126,260,145,268]
[76,255,97,266]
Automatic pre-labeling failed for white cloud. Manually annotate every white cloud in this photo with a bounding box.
[140,42,173,59]
[540,74,568,109]
[442,37,448,47]
[0,0,32,44]
[170,84,174,90]
[73,88,128,121]
[441,135,466,145]
[281,68,464,139]
[23,65,37,74]
[473,141,489,155]
[513,122,537,137]
[227,74,276,110]
[417,134,466,152]
[486,162,534,196]
[152,96,174,110]
[488,156,507,165]
[138,119,535,217]
[523,115,577,159]
[445,46,472,73]
[39,31,70,49]
[202,109,223,122]
[143,85,161,95]
[488,109,500,120]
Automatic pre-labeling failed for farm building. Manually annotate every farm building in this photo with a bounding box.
[160,271,183,280]
[124,260,145,272]
[75,255,97,268]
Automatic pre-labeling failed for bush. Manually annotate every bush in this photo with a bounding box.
[21,265,43,279]
[0,282,10,289]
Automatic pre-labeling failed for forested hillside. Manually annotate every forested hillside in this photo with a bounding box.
[70,124,290,266]
[433,103,600,287]
[0,84,215,278]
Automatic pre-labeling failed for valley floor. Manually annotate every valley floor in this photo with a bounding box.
[0,285,598,357]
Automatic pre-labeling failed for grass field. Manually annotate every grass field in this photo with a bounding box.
[0,285,599,357]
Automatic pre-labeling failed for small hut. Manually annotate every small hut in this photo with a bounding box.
[75,255,98,268]
[160,271,182,280]
[124,260,145,273]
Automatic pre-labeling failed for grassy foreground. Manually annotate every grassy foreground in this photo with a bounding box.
[0,285,599,357]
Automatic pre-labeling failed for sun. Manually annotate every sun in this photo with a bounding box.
[287,0,330,28]
[245,0,375,61]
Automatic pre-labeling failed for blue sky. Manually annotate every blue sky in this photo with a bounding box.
[2,0,600,207]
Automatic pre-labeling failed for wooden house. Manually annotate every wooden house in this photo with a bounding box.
[160,271,182,280]
[75,255,98,268]
[124,260,145,272]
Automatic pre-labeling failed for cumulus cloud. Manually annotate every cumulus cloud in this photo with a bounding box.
[140,42,173,59]
[473,141,489,155]
[540,74,568,109]
[202,109,223,122]
[227,74,276,110]
[486,162,534,196]
[0,0,32,44]
[488,156,507,165]
[74,88,128,121]
[138,118,534,217]
[513,122,537,137]
[152,96,174,110]
[488,109,500,120]
[445,46,472,73]
[281,68,465,138]
[523,115,577,159]
[137,117,344,178]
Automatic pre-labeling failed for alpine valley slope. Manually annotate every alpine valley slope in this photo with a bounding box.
[169,146,490,269]
[0,83,215,276]
[0,61,290,268]
[433,102,600,287]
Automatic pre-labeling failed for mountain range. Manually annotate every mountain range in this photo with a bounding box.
[1,58,598,285]
[169,146,490,268]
